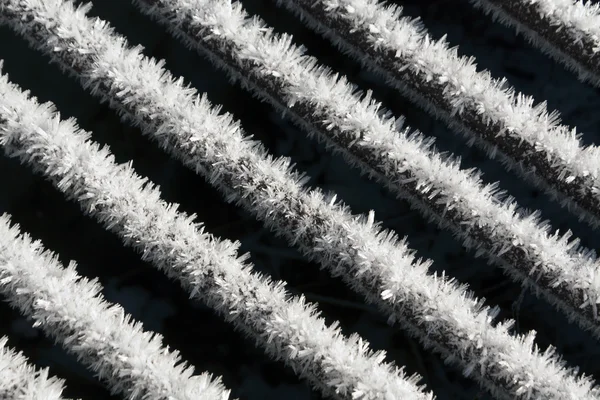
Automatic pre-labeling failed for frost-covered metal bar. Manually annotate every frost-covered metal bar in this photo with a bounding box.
[0,214,233,400]
[0,336,68,400]
[0,65,431,400]
[469,0,600,88]
[0,1,597,398]
[133,0,600,339]
[271,0,600,232]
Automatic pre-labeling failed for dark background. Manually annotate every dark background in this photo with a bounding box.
[1,0,600,399]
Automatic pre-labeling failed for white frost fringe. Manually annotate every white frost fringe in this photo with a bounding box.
[0,214,234,400]
[0,65,432,400]
[469,0,600,88]
[132,0,600,339]
[0,1,598,398]
[271,0,600,231]
[0,336,68,400]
